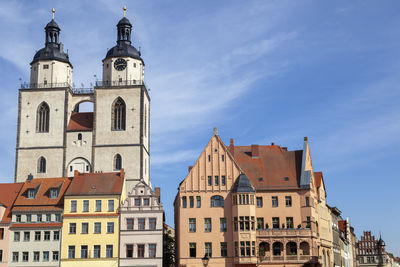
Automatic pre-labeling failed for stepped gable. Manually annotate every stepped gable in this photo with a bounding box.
[67,112,93,131]
[65,170,124,196]
[0,183,24,223]
[14,177,71,207]
[230,143,303,190]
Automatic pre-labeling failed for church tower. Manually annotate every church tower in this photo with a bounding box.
[15,9,150,191]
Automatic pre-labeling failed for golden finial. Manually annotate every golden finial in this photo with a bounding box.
[123,6,127,17]
[52,8,55,20]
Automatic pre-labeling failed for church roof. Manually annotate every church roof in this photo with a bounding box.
[118,17,132,26]
[67,112,93,131]
[45,19,60,29]
[105,42,143,62]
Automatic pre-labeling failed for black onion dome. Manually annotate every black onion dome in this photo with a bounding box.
[232,173,255,193]
[117,17,132,26]
[45,19,60,29]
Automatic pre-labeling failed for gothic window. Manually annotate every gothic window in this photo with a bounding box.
[111,98,126,131]
[114,154,122,170]
[38,157,46,173]
[36,102,50,132]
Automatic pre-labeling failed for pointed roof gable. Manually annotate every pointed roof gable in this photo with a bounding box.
[0,183,24,223]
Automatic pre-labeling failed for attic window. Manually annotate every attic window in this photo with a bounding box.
[49,188,59,199]
[258,177,263,182]
[27,189,36,199]
[284,177,289,181]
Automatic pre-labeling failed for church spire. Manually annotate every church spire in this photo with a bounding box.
[117,6,132,45]
[45,8,60,47]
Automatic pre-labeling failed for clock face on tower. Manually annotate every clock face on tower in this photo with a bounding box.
[114,58,127,71]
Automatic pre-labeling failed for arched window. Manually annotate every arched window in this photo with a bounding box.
[114,154,122,170]
[36,102,50,132]
[112,97,126,131]
[210,195,224,207]
[78,133,82,141]
[38,157,46,173]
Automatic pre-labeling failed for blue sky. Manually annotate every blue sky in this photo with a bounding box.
[1,0,400,254]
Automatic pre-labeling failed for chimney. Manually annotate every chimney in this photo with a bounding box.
[74,170,79,177]
[27,173,33,182]
[228,138,234,156]
[251,144,259,158]
[120,168,125,178]
[188,166,193,172]
[271,142,275,146]
[304,136,308,141]
[155,187,161,202]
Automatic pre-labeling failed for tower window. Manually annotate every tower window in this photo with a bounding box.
[114,154,122,170]
[38,157,46,173]
[133,63,136,68]
[36,102,50,133]
[43,65,49,69]
[78,133,82,140]
[111,97,126,131]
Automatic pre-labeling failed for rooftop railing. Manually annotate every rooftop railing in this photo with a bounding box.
[20,82,71,89]
[95,79,144,87]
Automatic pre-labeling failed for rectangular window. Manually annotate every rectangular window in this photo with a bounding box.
[138,218,145,230]
[256,197,263,207]
[149,218,157,230]
[205,242,212,257]
[126,244,133,258]
[81,223,89,234]
[14,232,20,242]
[221,175,226,186]
[182,197,186,208]
[189,218,196,232]
[22,252,28,262]
[35,231,41,241]
[95,200,102,212]
[306,216,311,229]
[221,242,227,257]
[43,251,49,261]
[83,200,89,212]
[68,246,75,259]
[234,217,238,231]
[196,196,201,208]
[26,214,31,222]
[222,154,225,162]
[240,241,245,256]
[27,189,35,199]
[70,200,77,212]
[135,198,141,206]
[246,241,251,256]
[189,196,194,208]
[208,155,211,162]
[107,222,114,233]
[23,231,30,241]
[106,245,113,258]
[37,214,42,222]
[12,252,19,262]
[126,219,134,230]
[204,218,212,232]
[16,215,21,222]
[215,176,219,186]
[305,196,310,206]
[208,176,212,186]
[137,244,145,258]
[108,200,114,212]
[55,214,61,222]
[189,243,196,258]
[143,198,149,206]
[239,216,244,231]
[286,217,294,228]
[285,196,292,207]
[220,218,227,232]
[44,231,50,240]
[93,245,101,258]
[52,251,59,261]
[81,245,88,258]
[252,241,256,256]
[43,64,49,69]
[272,217,280,229]
[69,223,76,234]
[257,217,264,229]
[33,251,40,262]
[46,214,51,222]
[53,231,59,241]
[245,216,250,231]
[50,188,58,198]
[149,244,156,258]
[94,222,101,233]
[272,196,278,207]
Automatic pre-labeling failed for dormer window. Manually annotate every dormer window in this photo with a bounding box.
[27,189,36,199]
[50,188,59,199]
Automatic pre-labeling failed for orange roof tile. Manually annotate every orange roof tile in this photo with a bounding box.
[0,183,24,223]
[11,222,62,229]
[65,170,124,196]
[14,177,71,208]
[67,112,93,131]
[231,144,303,190]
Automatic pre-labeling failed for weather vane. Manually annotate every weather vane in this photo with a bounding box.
[123,6,127,17]
[52,8,55,20]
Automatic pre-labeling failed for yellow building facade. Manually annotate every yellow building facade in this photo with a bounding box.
[60,171,125,267]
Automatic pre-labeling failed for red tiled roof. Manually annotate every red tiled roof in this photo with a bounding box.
[0,183,24,223]
[65,170,124,196]
[315,172,322,188]
[14,177,71,207]
[231,144,303,190]
[11,223,62,229]
[67,112,93,131]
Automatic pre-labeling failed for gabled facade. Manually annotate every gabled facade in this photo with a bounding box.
[9,177,71,267]
[119,180,163,267]
[175,131,330,267]
[60,170,125,267]
[0,183,23,267]
[356,231,391,267]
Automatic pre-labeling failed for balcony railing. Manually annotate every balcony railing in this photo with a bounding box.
[95,79,144,87]
[20,82,71,89]
[259,255,315,263]
[71,88,94,95]
[257,228,316,238]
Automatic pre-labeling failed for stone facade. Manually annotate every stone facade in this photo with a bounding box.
[356,231,392,267]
